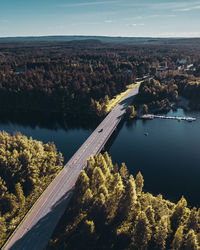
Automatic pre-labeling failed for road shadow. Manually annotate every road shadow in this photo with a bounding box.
[119,94,138,110]
[9,188,74,250]
[103,119,124,153]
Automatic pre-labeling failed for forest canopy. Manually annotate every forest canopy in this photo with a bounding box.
[0,132,63,247]
[48,152,200,250]
[1,40,200,119]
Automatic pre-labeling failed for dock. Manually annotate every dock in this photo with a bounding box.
[140,114,196,122]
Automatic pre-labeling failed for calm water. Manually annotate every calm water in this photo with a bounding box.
[0,109,200,207]
[0,121,93,164]
[109,109,200,207]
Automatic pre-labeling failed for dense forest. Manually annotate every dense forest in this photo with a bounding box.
[1,40,200,120]
[48,153,200,250]
[174,75,200,109]
[1,39,200,249]
[0,132,63,247]
[135,78,179,113]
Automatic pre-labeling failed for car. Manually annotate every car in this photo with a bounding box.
[98,128,103,133]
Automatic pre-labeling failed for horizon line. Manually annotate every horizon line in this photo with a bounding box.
[0,34,200,39]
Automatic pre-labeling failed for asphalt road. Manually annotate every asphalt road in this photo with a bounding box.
[3,84,140,250]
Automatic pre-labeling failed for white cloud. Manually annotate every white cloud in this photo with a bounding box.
[127,23,144,27]
[124,14,176,21]
[176,5,200,11]
[72,21,100,26]
[140,1,200,12]
[58,1,117,8]
[104,20,113,23]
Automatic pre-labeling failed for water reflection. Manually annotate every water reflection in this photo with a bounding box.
[0,111,97,165]
[0,109,200,207]
[0,111,99,131]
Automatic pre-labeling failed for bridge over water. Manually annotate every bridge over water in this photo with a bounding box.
[3,84,140,250]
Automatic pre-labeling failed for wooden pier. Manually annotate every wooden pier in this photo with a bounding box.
[140,114,196,122]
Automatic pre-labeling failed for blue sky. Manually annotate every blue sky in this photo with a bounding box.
[0,0,200,37]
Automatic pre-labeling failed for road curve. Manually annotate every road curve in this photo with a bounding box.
[3,84,140,250]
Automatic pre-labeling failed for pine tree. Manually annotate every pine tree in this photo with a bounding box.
[94,193,106,208]
[91,167,105,194]
[113,163,119,173]
[126,105,136,119]
[86,156,95,178]
[184,229,199,250]
[106,173,124,222]
[120,175,137,220]
[132,211,152,250]
[143,104,149,114]
[15,182,25,207]
[75,170,90,196]
[186,207,199,232]
[103,152,113,171]
[172,225,184,250]
[135,172,144,195]
[153,216,169,249]
[0,216,7,244]
[96,153,110,177]
[145,206,155,225]
[170,196,188,232]
[98,185,108,198]
[81,188,93,206]
[104,95,110,105]
[119,162,129,182]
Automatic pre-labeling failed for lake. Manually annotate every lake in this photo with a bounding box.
[0,109,199,207]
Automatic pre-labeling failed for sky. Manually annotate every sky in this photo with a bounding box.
[0,0,200,38]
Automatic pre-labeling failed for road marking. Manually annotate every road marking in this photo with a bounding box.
[3,85,141,250]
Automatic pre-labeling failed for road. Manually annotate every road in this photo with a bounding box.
[3,84,140,250]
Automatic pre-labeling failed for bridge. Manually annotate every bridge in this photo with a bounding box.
[3,83,140,250]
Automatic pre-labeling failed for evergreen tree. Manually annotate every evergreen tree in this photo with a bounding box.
[153,216,169,249]
[119,162,129,182]
[81,188,93,206]
[132,211,152,250]
[91,167,105,194]
[143,104,149,114]
[172,225,184,250]
[184,229,199,250]
[0,216,7,243]
[170,196,188,232]
[98,185,108,198]
[126,105,136,119]
[186,207,199,232]
[103,152,113,171]
[145,206,155,225]
[119,175,137,220]
[86,156,95,178]
[75,170,90,197]
[96,153,110,177]
[104,95,110,105]
[15,182,25,207]
[135,172,144,195]
[106,173,124,222]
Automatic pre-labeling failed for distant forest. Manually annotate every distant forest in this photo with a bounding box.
[1,39,200,120]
